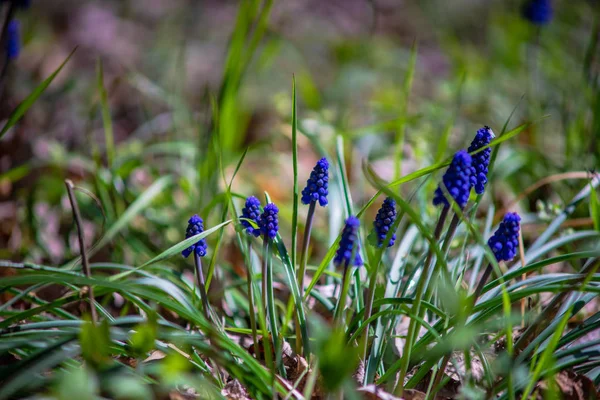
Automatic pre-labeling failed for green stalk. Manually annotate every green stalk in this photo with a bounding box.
[361,259,380,362]
[193,253,211,321]
[334,266,353,327]
[246,239,259,359]
[295,200,316,354]
[263,239,284,376]
[395,205,449,397]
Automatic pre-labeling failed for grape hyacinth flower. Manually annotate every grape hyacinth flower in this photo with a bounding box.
[373,197,397,248]
[259,203,279,239]
[182,214,210,320]
[334,216,363,268]
[468,126,494,195]
[301,157,329,207]
[522,0,553,26]
[433,150,475,209]
[240,196,261,237]
[182,214,208,258]
[488,212,521,262]
[6,19,19,60]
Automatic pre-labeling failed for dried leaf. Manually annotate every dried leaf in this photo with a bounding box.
[358,384,403,400]
[222,380,250,400]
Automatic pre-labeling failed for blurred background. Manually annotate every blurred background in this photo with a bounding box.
[0,0,598,270]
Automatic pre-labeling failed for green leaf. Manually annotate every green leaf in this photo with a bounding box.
[97,59,115,166]
[590,183,600,231]
[110,219,232,280]
[80,319,111,367]
[128,312,158,358]
[88,175,174,260]
[0,48,77,139]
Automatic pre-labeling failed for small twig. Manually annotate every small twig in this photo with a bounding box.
[65,179,97,324]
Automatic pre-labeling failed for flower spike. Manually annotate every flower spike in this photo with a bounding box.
[373,197,397,248]
[468,126,494,195]
[488,212,521,262]
[259,203,279,239]
[182,214,208,258]
[433,150,474,209]
[240,196,262,237]
[334,216,363,267]
[301,158,329,207]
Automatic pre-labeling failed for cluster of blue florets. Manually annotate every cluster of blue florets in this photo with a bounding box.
[259,203,279,239]
[522,0,553,25]
[301,158,329,207]
[334,216,363,268]
[433,150,475,209]
[240,196,262,237]
[488,213,521,262]
[182,214,208,258]
[373,197,397,248]
[468,126,494,195]
[7,19,19,60]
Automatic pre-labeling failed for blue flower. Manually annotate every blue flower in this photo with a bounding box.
[522,0,553,25]
[182,214,208,258]
[334,216,363,267]
[240,196,261,237]
[301,158,329,207]
[468,126,494,195]
[488,213,521,262]
[433,150,475,209]
[373,197,397,248]
[2,0,30,9]
[7,19,20,60]
[259,203,279,239]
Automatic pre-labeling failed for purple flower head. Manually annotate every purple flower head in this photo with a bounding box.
[334,216,363,267]
[301,158,329,207]
[522,0,553,25]
[488,213,521,262]
[373,197,397,248]
[182,214,208,258]
[259,203,279,239]
[240,196,261,237]
[7,19,20,60]
[468,126,495,195]
[433,150,475,209]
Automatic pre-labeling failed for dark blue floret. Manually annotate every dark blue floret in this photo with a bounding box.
[488,213,521,262]
[240,196,261,237]
[301,158,329,207]
[468,126,494,195]
[182,214,208,258]
[259,203,279,239]
[334,216,363,267]
[7,19,20,60]
[1,0,30,8]
[373,197,397,248]
[433,150,475,209]
[522,0,552,25]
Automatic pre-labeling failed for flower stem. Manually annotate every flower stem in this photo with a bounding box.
[263,239,283,376]
[361,259,380,362]
[395,205,449,397]
[246,239,259,359]
[64,179,97,325]
[193,252,210,321]
[295,200,316,354]
[334,265,353,327]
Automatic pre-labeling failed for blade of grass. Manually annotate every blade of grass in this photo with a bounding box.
[0,48,77,139]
